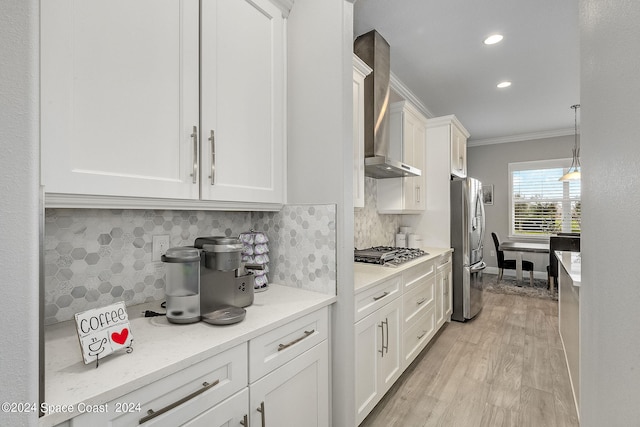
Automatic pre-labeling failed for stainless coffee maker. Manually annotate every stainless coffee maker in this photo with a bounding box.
[194,236,261,325]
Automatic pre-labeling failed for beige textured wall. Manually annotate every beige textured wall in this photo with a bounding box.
[467,135,574,273]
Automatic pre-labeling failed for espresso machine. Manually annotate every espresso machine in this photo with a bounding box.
[194,236,261,325]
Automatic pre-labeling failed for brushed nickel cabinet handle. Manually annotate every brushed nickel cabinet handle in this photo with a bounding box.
[384,317,390,354]
[257,401,266,427]
[380,318,389,355]
[417,330,427,340]
[416,297,427,305]
[190,125,198,184]
[378,322,384,357]
[373,291,389,301]
[208,129,215,185]
[139,379,219,424]
[278,330,314,352]
[240,414,249,426]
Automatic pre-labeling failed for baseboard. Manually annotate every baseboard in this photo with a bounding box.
[484,266,548,280]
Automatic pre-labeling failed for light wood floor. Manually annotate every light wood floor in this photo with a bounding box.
[360,292,580,427]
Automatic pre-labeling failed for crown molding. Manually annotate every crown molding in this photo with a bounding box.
[389,72,435,120]
[467,128,575,147]
[352,54,372,77]
[271,0,294,18]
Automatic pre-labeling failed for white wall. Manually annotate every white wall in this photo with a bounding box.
[287,1,356,426]
[467,136,574,272]
[0,0,40,425]
[580,1,640,424]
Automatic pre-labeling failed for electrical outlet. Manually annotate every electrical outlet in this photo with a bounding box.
[152,235,170,261]
[490,250,496,257]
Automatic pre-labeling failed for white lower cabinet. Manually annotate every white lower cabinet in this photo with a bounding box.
[249,341,329,427]
[70,343,248,426]
[66,307,330,427]
[436,254,453,328]
[355,296,402,425]
[183,389,248,427]
[354,253,453,425]
[248,308,330,427]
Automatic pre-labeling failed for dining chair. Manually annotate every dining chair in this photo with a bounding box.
[491,232,534,286]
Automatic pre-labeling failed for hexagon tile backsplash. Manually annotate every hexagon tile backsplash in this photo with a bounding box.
[252,205,337,295]
[44,206,337,325]
[354,177,402,248]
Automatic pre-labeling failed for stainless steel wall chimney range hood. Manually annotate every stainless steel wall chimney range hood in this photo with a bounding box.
[354,30,421,179]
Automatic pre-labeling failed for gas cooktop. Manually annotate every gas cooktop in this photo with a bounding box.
[354,246,428,267]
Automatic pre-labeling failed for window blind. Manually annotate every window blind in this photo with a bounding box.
[509,160,581,237]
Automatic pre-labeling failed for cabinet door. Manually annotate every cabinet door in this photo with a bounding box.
[181,389,248,427]
[41,0,200,200]
[444,264,453,318]
[353,58,370,209]
[451,124,467,178]
[403,111,426,211]
[435,271,445,328]
[378,297,402,392]
[355,309,381,425]
[250,341,329,427]
[354,297,402,425]
[200,0,285,204]
[377,102,426,213]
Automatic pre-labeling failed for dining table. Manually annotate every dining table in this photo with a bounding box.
[498,240,550,286]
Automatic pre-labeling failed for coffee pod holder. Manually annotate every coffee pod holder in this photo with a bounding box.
[239,230,270,292]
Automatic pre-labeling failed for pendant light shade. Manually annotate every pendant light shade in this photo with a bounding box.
[560,104,581,181]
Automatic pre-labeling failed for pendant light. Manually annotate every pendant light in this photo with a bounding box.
[560,104,581,181]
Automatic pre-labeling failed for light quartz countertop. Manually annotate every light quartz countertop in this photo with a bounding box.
[40,285,335,427]
[354,247,453,293]
[556,250,581,286]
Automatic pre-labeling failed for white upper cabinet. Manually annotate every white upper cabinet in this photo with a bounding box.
[200,0,285,204]
[377,101,427,214]
[450,121,468,178]
[41,0,288,209]
[352,55,372,209]
[425,115,469,179]
[41,0,201,201]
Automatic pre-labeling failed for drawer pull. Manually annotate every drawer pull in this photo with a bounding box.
[416,297,427,305]
[417,330,427,340]
[373,291,389,301]
[139,379,219,424]
[257,401,266,426]
[278,330,314,352]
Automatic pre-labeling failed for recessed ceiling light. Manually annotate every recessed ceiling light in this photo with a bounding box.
[497,81,511,88]
[484,34,503,45]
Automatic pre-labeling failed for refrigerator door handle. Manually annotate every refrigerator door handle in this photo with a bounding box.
[470,261,487,273]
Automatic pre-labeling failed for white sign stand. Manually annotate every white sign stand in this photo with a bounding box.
[74,301,134,367]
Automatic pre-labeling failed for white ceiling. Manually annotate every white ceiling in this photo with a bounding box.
[354,0,580,144]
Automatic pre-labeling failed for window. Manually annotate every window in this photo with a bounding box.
[509,159,581,238]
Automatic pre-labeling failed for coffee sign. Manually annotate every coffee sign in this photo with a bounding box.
[74,302,133,365]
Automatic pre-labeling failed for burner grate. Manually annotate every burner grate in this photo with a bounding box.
[354,246,428,266]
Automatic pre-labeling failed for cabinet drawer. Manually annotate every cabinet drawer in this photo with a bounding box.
[355,275,401,322]
[402,274,435,331]
[249,308,328,383]
[71,343,247,426]
[403,260,435,291]
[436,253,452,270]
[402,305,436,368]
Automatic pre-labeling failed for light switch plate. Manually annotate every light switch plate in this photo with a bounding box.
[152,235,170,261]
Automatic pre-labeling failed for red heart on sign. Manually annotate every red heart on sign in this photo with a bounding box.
[111,328,129,345]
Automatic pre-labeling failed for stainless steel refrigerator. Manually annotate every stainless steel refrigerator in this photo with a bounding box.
[451,177,485,321]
